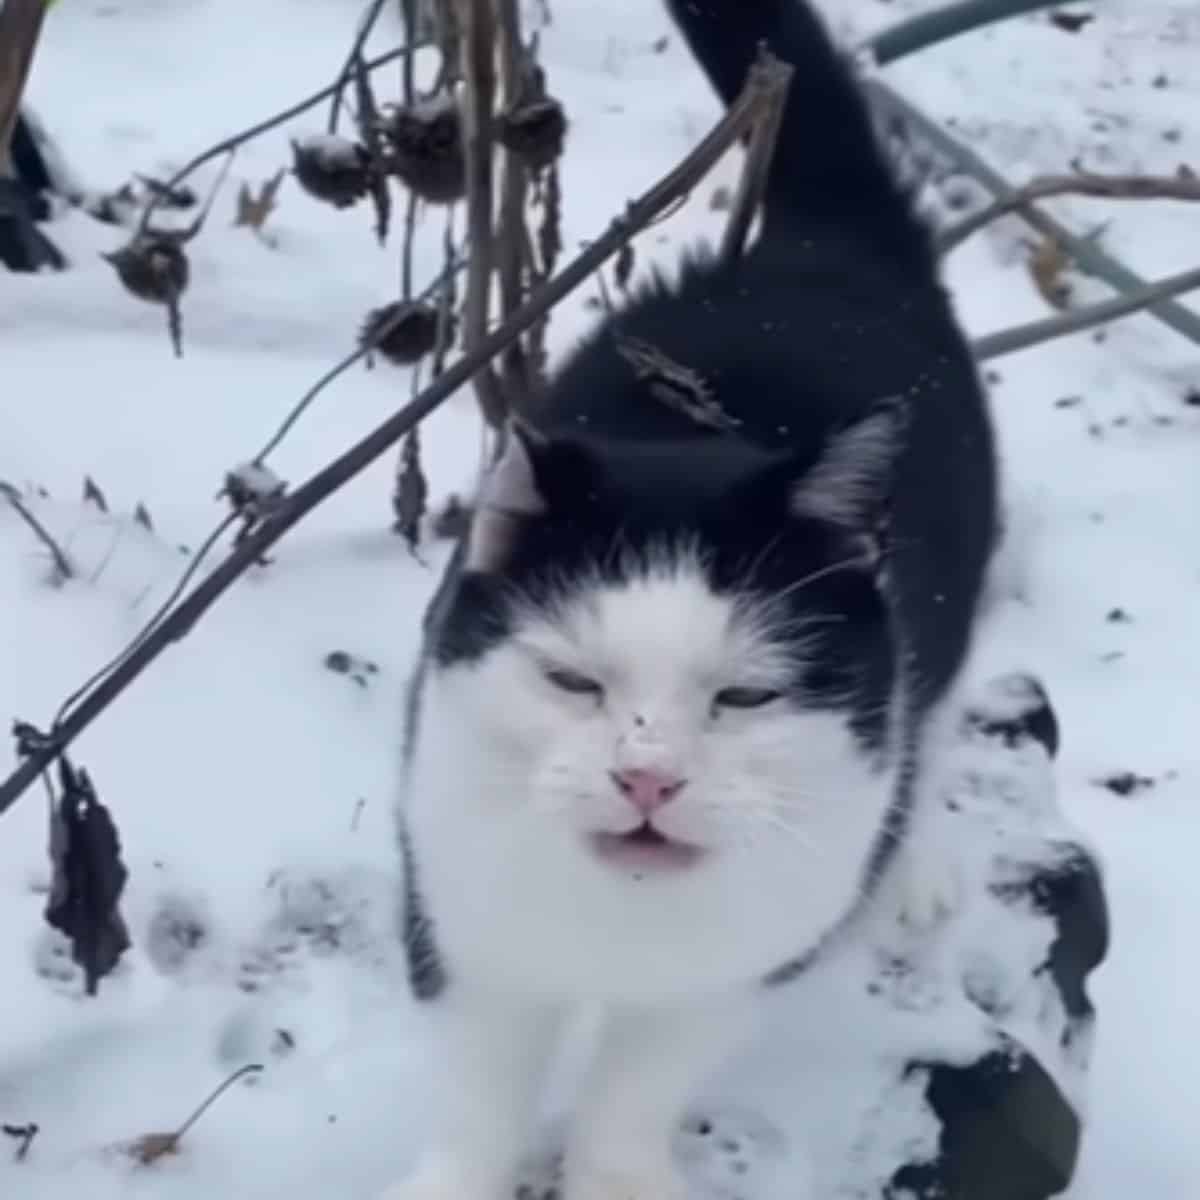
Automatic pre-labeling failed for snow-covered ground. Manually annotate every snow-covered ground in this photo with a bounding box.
[2,0,1198,1196]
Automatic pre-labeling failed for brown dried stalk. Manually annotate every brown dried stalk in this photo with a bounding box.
[0,482,74,581]
[0,0,48,171]
[973,261,1200,361]
[0,49,790,816]
[719,51,793,266]
[939,165,1200,254]
[493,0,534,411]
[455,0,506,430]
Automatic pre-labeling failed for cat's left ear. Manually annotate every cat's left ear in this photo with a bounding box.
[464,420,548,573]
[790,396,908,562]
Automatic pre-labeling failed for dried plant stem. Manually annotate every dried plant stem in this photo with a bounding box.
[866,79,1200,349]
[173,1065,264,1144]
[0,51,788,817]
[866,0,1077,66]
[0,0,48,171]
[328,0,390,134]
[972,262,1200,361]
[719,51,793,266]
[135,42,427,237]
[494,0,533,408]
[940,168,1200,254]
[0,484,74,580]
[455,0,506,430]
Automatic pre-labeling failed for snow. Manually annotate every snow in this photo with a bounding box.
[2,0,1198,1197]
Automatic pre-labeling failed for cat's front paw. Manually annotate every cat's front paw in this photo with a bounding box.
[566,1157,688,1200]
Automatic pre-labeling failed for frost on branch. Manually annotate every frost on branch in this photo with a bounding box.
[221,463,287,559]
[291,133,373,208]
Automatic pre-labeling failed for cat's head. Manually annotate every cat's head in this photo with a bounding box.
[425,404,903,882]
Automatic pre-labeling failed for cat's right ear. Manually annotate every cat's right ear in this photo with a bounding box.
[463,420,552,573]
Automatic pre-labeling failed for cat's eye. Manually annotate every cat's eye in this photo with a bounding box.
[713,686,781,710]
[544,666,604,697]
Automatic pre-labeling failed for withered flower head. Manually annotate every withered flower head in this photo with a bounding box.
[102,236,189,304]
[379,94,466,205]
[291,134,373,209]
[497,95,568,171]
[360,301,455,365]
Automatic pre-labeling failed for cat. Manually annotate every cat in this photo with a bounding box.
[384,2,997,1199]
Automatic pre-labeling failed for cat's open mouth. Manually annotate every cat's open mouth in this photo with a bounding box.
[589,823,703,872]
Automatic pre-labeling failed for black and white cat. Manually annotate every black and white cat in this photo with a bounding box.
[385,2,997,1199]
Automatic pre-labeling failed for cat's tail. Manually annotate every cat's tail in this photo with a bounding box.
[663,0,931,266]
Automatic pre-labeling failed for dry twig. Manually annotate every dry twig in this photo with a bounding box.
[493,0,534,410]
[122,1064,263,1166]
[974,262,1200,361]
[939,166,1200,254]
[328,0,390,134]
[866,79,1200,348]
[719,51,793,266]
[455,0,506,430]
[0,482,74,581]
[134,43,428,237]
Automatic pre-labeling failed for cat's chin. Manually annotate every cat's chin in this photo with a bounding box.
[588,823,705,873]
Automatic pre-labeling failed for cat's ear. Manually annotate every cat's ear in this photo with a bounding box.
[790,397,907,545]
[464,420,547,573]
[464,420,597,573]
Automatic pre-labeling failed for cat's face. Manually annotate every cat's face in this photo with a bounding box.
[424,411,905,885]
[433,550,889,880]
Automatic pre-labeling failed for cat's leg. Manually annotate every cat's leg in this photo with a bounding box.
[378,992,561,1200]
[564,997,756,1200]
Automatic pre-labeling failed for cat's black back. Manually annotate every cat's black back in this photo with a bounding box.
[518,0,997,723]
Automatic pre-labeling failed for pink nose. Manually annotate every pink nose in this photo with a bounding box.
[610,767,687,815]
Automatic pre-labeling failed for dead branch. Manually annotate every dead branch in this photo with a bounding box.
[866,0,1079,66]
[493,0,533,409]
[328,0,390,134]
[719,51,793,266]
[940,166,1200,254]
[972,262,1200,361]
[0,482,74,581]
[0,50,789,817]
[866,79,1200,349]
[134,43,428,237]
[0,0,49,170]
[455,0,506,431]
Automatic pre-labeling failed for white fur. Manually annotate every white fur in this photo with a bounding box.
[383,557,894,1200]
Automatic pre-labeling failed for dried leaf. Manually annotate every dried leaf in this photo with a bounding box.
[125,1131,180,1166]
[83,475,109,513]
[44,758,131,996]
[1028,237,1073,310]
[393,427,428,554]
[614,241,635,291]
[615,336,740,433]
[234,169,287,232]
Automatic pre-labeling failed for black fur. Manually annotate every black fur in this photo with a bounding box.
[432,0,996,724]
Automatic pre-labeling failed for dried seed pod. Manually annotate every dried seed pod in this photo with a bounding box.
[497,96,568,171]
[380,95,466,205]
[102,236,189,304]
[360,301,455,365]
[290,134,372,209]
